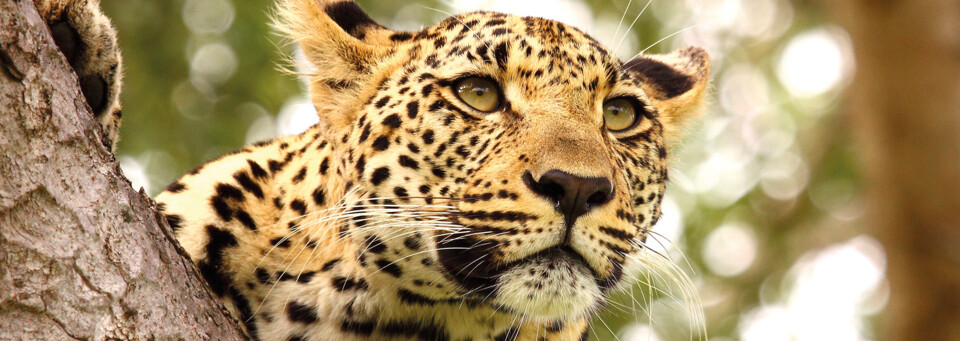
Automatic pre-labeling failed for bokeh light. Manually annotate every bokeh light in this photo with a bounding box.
[739,236,886,341]
[702,223,758,277]
[777,27,855,98]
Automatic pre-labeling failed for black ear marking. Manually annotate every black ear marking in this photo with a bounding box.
[324,1,384,38]
[624,57,695,99]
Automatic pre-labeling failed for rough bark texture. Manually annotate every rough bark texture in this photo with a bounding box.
[0,1,245,340]
[826,0,960,339]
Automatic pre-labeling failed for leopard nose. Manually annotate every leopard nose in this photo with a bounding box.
[523,170,614,226]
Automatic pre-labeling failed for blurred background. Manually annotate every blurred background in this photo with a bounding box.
[101,0,960,340]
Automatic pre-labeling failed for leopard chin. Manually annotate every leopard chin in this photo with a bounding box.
[491,247,602,320]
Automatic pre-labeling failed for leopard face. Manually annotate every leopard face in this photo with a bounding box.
[281,1,710,320]
[158,0,709,338]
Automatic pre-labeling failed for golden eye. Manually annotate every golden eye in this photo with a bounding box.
[455,77,501,112]
[603,98,639,131]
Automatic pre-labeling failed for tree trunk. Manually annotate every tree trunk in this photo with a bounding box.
[0,1,245,339]
[825,0,960,339]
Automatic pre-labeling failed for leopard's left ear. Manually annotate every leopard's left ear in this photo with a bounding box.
[274,0,405,132]
[625,47,710,144]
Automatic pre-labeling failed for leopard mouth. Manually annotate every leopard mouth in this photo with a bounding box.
[436,232,600,297]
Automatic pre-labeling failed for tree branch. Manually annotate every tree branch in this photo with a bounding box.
[0,1,245,339]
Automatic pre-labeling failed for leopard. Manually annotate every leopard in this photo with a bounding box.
[37,0,710,339]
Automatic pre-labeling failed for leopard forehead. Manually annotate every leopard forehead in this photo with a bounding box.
[383,12,637,109]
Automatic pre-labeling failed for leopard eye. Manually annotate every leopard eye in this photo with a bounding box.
[455,77,501,112]
[603,98,639,131]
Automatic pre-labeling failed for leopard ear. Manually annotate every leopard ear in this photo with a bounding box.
[274,0,407,131]
[624,47,710,144]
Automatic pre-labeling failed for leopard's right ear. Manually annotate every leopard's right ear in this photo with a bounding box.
[274,0,406,131]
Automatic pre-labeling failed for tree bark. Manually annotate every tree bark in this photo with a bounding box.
[0,1,245,339]
[825,0,960,339]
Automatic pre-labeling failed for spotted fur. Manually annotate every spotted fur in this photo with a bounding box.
[47,0,711,339]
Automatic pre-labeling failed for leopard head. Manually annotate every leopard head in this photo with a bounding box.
[277,0,709,321]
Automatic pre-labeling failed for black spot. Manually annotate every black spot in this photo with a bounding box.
[270,237,291,248]
[375,96,390,108]
[341,320,376,336]
[296,271,316,283]
[403,237,421,250]
[233,171,264,199]
[235,210,257,230]
[428,100,444,112]
[382,114,402,128]
[210,196,233,221]
[406,101,419,118]
[371,167,391,185]
[255,268,271,284]
[422,130,435,144]
[332,276,357,290]
[420,84,434,97]
[397,288,438,306]
[165,182,187,193]
[393,186,408,198]
[375,259,403,277]
[163,214,183,231]
[546,321,565,333]
[269,160,286,173]
[356,155,366,175]
[398,155,419,170]
[407,143,421,154]
[372,136,390,151]
[292,167,307,184]
[363,235,387,254]
[215,183,245,201]
[493,42,509,71]
[321,258,341,271]
[380,320,450,340]
[312,188,326,206]
[431,167,446,178]
[197,225,238,296]
[248,160,268,178]
[228,287,257,338]
[285,301,319,324]
[290,199,307,215]
[359,124,372,143]
[319,157,330,175]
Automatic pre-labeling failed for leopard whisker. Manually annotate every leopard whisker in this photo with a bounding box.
[614,0,654,54]
[638,24,699,56]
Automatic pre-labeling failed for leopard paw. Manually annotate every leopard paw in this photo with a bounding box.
[35,0,122,151]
